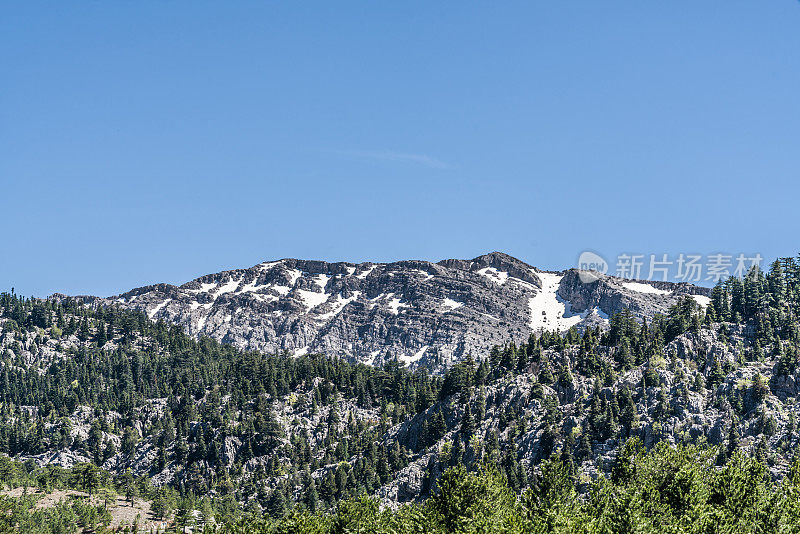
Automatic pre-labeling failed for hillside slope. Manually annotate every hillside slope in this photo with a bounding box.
[3,257,799,518]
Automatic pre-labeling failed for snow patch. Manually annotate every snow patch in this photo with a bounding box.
[622,282,670,295]
[477,267,509,285]
[260,260,283,271]
[238,276,270,294]
[364,350,381,366]
[366,292,386,310]
[293,346,309,358]
[692,295,712,308]
[188,282,217,294]
[272,285,291,296]
[413,269,434,281]
[297,289,329,310]
[399,345,428,366]
[441,298,464,311]
[387,296,409,315]
[314,274,331,290]
[588,307,609,320]
[357,265,376,279]
[317,292,361,320]
[345,266,356,276]
[211,277,241,297]
[148,299,171,319]
[509,277,538,291]
[528,273,584,331]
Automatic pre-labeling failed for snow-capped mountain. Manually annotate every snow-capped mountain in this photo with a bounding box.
[88,252,710,372]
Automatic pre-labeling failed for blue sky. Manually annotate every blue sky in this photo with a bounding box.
[2,2,799,297]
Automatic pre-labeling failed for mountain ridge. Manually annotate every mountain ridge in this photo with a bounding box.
[70,252,710,373]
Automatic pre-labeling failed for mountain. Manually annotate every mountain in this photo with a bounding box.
[1,255,800,529]
[89,252,710,372]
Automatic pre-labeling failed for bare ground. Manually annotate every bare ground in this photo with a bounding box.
[1,487,171,531]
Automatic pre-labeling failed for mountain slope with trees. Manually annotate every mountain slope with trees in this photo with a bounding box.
[1,256,800,529]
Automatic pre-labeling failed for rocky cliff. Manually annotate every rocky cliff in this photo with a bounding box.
[91,252,710,373]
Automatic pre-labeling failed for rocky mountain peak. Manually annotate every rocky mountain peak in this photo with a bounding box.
[87,252,710,373]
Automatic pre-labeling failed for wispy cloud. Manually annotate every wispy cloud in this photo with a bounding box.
[333,150,451,169]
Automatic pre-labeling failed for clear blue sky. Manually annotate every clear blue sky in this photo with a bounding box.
[2,2,799,297]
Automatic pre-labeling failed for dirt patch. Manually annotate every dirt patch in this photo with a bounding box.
[1,487,170,531]
[106,495,167,530]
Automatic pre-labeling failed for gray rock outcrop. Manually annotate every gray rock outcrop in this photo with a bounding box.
[81,252,709,373]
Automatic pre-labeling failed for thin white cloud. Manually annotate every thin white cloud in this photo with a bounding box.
[333,150,451,169]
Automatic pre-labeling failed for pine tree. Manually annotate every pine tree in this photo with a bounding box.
[123,468,138,505]
[577,430,592,462]
[460,403,475,440]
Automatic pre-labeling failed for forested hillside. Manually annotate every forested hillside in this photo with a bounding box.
[2,256,800,531]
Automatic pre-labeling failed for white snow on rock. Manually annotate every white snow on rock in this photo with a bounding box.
[345,266,356,276]
[399,345,428,366]
[259,260,283,271]
[293,346,309,357]
[148,299,171,319]
[621,282,670,295]
[237,281,260,294]
[528,273,585,331]
[297,289,329,310]
[365,350,381,366]
[238,274,274,294]
[387,296,409,315]
[509,277,537,291]
[314,274,331,290]
[357,265,376,279]
[413,269,434,281]
[476,267,509,285]
[441,298,464,311]
[272,285,291,296]
[692,295,712,308]
[188,282,217,294]
[214,277,241,297]
[317,292,361,320]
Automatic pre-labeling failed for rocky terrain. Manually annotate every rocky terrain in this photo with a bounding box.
[4,307,798,511]
[379,324,797,506]
[5,256,794,520]
[80,252,710,373]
